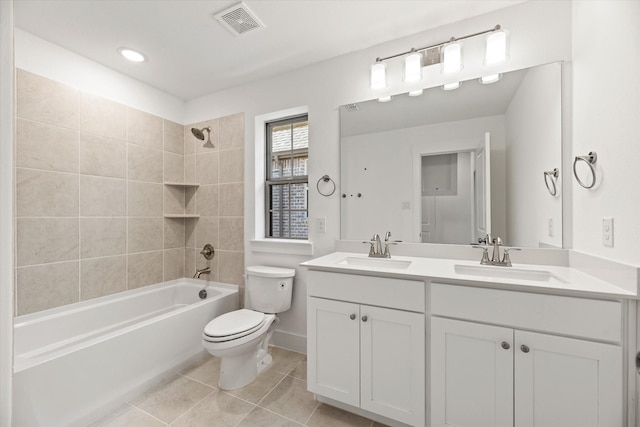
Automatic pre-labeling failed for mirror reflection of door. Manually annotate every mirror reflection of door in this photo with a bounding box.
[420,132,491,244]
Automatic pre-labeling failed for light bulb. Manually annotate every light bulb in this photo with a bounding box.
[408,89,423,97]
[485,29,509,65]
[480,74,502,84]
[442,41,463,74]
[403,51,423,83]
[118,48,146,63]
[443,82,461,91]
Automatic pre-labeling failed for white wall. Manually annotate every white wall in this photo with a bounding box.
[0,1,13,423]
[505,63,563,248]
[14,29,185,123]
[572,1,640,266]
[183,1,572,343]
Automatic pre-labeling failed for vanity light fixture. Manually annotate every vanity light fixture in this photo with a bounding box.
[370,59,387,89]
[118,47,146,63]
[368,25,506,91]
[442,81,461,91]
[480,74,502,84]
[408,89,423,97]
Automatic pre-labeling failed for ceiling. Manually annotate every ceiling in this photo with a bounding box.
[13,0,525,101]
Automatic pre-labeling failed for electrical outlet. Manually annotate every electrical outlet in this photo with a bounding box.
[548,218,554,237]
[317,217,326,234]
[602,217,614,247]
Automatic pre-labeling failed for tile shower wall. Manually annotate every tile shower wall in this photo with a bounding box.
[14,69,245,315]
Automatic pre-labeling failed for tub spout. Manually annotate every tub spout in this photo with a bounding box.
[193,267,211,279]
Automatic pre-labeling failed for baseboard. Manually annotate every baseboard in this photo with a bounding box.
[271,330,306,354]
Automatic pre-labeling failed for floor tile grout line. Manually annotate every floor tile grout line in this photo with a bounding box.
[166,388,218,426]
[301,401,322,426]
[124,402,171,426]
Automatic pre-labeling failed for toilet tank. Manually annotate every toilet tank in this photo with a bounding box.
[245,266,295,313]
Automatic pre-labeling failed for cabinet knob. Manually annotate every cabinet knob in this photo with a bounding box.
[349,314,356,320]
[361,315,368,322]
[501,341,510,350]
[520,344,530,353]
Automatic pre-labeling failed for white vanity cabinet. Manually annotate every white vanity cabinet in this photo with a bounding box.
[307,271,426,426]
[430,283,624,427]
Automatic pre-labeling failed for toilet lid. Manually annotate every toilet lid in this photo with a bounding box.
[204,309,266,338]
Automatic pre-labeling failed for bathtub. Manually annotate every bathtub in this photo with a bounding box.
[13,279,239,427]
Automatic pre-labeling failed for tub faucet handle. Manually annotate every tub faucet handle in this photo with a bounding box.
[200,244,215,260]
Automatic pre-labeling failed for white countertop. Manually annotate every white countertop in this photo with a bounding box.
[301,252,637,299]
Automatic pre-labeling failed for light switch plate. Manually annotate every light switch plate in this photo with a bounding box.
[317,217,326,234]
[602,217,614,247]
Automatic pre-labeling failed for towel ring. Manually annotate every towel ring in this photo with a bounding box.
[543,168,559,196]
[316,174,336,197]
[573,151,597,189]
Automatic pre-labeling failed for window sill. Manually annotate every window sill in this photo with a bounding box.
[249,239,314,256]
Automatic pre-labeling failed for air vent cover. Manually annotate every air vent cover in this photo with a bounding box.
[344,103,360,112]
[215,2,265,36]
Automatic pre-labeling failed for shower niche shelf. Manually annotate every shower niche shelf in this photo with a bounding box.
[163,182,200,188]
[164,214,200,219]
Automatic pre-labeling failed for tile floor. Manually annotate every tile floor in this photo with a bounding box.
[93,347,388,427]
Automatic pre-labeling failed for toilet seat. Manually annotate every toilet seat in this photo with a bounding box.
[203,309,269,343]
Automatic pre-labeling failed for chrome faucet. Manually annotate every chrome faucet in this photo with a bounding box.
[193,267,211,279]
[472,235,521,267]
[363,232,397,258]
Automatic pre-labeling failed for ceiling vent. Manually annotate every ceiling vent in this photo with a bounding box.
[214,2,265,36]
[344,103,360,112]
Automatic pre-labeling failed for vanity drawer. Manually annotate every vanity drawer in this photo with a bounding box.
[308,270,425,313]
[431,283,622,343]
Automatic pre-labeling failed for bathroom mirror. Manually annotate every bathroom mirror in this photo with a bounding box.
[340,62,562,248]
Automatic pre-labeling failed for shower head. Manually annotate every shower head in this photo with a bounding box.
[191,126,213,146]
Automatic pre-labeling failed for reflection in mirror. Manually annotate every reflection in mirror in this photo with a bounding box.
[340,62,562,248]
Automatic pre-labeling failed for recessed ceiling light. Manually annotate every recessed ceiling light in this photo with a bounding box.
[118,48,146,63]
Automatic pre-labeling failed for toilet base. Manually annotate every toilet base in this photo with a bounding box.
[218,345,274,390]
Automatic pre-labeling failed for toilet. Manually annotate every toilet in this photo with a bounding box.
[202,265,295,390]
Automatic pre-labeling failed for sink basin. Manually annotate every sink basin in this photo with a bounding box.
[339,257,412,270]
[454,264,566,284]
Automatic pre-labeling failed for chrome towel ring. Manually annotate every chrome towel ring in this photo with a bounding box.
[316,174,336,196]
[543,168,559,196]
[573,151,598,189]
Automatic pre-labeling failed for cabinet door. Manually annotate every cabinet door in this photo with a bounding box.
[514,330,622,427]
[431,317,514,427]
[361,305,425,426]
[307,297,360,406]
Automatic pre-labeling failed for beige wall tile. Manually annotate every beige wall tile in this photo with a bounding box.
[219,148,244,184]
[16,69,79,129]
[163,186,185,215]
[184,248,196,277]
[218,113,244,151]
[163,120,184,155]
[80,133,126,178]
[128,251,163,289]
[195,216,219,250]
[219,217,244,251]
[218,251,245,286]
[185,187,197,215]
[195,152,218,185]
[16,119,79,173]
[127,108,163,150]
[16,261,79,315]
[185,220,196,248]
[128,182,163,217]
[128,144,163,183]
[80,217,126,259]
[164,152,185,183]
[16,168,78,217]
[17,218,79,267]
[164,218,185,249]
[219,183,243,217]
[80,175,126,216]
[196,185,218,217]
[128,217,163,253]
[80,255,127,300]
[80,93,127,140]
[164,248,185,281]
[184,155,196,183]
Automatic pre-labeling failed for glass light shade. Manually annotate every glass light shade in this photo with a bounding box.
[118,48,146,62]
[480,74,502,84]
[408,89,423,97]
[403,51,423,83]
[370,61,387,89]
[485,30,509,65]
[442,81,461,91]
[377,95,392,103]
[441,42,463,74]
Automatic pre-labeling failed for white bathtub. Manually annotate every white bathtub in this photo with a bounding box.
[13,279,239,427]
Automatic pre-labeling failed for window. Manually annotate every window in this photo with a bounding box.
[266,115,309,239]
